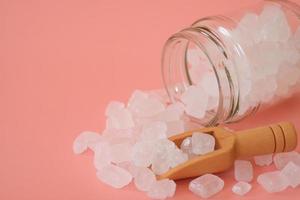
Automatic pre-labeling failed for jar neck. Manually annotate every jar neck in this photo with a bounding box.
[161,22,241,126]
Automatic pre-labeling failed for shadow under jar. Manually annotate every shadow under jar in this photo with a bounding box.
[162,0,300,126]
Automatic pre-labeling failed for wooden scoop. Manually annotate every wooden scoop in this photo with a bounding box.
[158,121,298,180]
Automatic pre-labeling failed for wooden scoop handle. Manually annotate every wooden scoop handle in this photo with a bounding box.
[235,122,297,158]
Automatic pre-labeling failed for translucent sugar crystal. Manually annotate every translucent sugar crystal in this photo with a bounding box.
[189,174,224,198]
[232,181,252,196]
[128,90,165,118]
[273,151,300,169]
[191,132,215,155]
[147,179,176,199]
[155,102,184,122]
[148,89,169,105]
[187,49,202,67]
[187,48,211,84]
[166,120,185,137]
[117,161,140,177]
[151,158,169,176]
[200,72,219,97]
[250,42,282,78]
[105,101,125,116]
[168,148,188,168]
[134,167,156,192]
[189,66,203,84]
[254,154,273,166]
[110,142,132,164]
[280,161,300,188]
[96,164,132,189]
[93,142,112,170]
[151,139,175,175]
[234,160,253,182]
[282,40,300,65]
[132,141,155,167]
[277,63,300,92]
[105,101,135,130]
[237,12,259,44]
[180,85,209,119]
[102,128,134,140]
[180,136,195,158]
[259,4,291,42]
[140,121,167,141]
[73,131,102,154]
[257,171,289,193]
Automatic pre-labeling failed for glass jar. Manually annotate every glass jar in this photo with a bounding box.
[162,0,300,126]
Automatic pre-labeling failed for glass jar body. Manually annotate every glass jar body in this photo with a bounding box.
[162,0,300,126]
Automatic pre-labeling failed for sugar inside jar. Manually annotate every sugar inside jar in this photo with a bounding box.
[162,0,300,126]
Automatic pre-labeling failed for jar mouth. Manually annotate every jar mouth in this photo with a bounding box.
[161,27,230,126]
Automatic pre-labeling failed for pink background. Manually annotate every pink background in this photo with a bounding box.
[1,0,300,199]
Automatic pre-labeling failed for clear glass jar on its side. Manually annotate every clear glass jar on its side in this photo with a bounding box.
[162,0,300,126]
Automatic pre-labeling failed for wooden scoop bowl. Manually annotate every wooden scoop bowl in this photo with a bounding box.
[158,121,298,180]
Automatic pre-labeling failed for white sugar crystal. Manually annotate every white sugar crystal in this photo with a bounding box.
[277,64,300,90]
[232,181,252,196]
[191,132,215,155]
[168,148,188,168]
[276,66,291,97]
[259,4,291,42]
[254,154,273,166]
[128,90,165,118]
[200,72,219,97]
[257,171,289,193]
[280,161,300,188]
[187,49,201,67]
[147,179,176,199]
[250,42,282,77]
[106,110,135,130]
[102,128,135,144]
[184,101,207,119]
[110,142,132,164]
[166,120,185,137]
[151,158,170,175]
[189,66,203,84]
[155,139,176,152]
[180,137,196,158]
[96,164,132,189]
[73,131,102,154]
[117,161,140,177]
[105,101,125,117]
[180,137,192,153]
[134,167,156,192]
[155,102,184,122]
[140,121,167,141]
[187,48,211,83]
[189,174,224,198]
[151,139,175,175]
[273,151,300,169]
[234,160,253,182]
[282,40,300,65]
[261,76,278,103]
[93,142,112,170]
[132,141,155,167]
[180,85,209,119]
[148,89,169,105]
[237,12,259,44]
